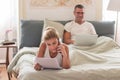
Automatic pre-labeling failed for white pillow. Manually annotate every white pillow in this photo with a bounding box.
[42,18,64,40]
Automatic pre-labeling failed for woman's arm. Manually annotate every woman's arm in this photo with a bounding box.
[58,44,70,69]
[34,42,46,70]
[37,42,46,57]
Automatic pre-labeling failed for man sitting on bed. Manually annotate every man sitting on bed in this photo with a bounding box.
[63,4,97,44]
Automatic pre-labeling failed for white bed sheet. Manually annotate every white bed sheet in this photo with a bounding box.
[7,36,120,80]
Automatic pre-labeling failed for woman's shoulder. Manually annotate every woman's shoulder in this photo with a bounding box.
[39,41,46,48]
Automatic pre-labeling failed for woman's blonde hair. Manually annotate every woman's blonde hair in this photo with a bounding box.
[42,27,59,41]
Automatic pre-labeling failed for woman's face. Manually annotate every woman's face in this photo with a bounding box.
[45,38,59,53]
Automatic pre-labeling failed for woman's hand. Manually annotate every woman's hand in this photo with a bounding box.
[34,63,41,71]
[57,44,67,57]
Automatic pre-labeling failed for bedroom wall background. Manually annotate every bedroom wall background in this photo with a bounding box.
[0,0,102,62]
[19,0,102,21]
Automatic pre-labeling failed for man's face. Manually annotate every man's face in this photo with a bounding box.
[74,8,84,21]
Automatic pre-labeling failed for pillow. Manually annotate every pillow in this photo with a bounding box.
[43,19,64,40]
[19,20,44,49]
[89,21,115,39]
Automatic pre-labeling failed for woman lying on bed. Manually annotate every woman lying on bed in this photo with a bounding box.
[34,27,70,70]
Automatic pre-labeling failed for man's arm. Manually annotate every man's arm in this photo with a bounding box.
[63,30,74,44]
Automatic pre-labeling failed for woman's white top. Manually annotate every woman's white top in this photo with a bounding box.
[64,21,97,40]
[44,46,62,66]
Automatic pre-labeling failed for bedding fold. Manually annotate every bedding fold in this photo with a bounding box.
[7,47,39,72]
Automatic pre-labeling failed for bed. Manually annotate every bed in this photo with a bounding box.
[7,19,120,80]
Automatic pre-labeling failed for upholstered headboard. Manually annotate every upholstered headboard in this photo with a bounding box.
[19,20,115,49]
[89,21,115,38]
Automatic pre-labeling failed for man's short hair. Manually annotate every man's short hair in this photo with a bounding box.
[74,4,84,10]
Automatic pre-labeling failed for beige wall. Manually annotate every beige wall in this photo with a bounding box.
[19,0,102,21]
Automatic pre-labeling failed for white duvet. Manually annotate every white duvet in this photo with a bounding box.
[7,36,120,80]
